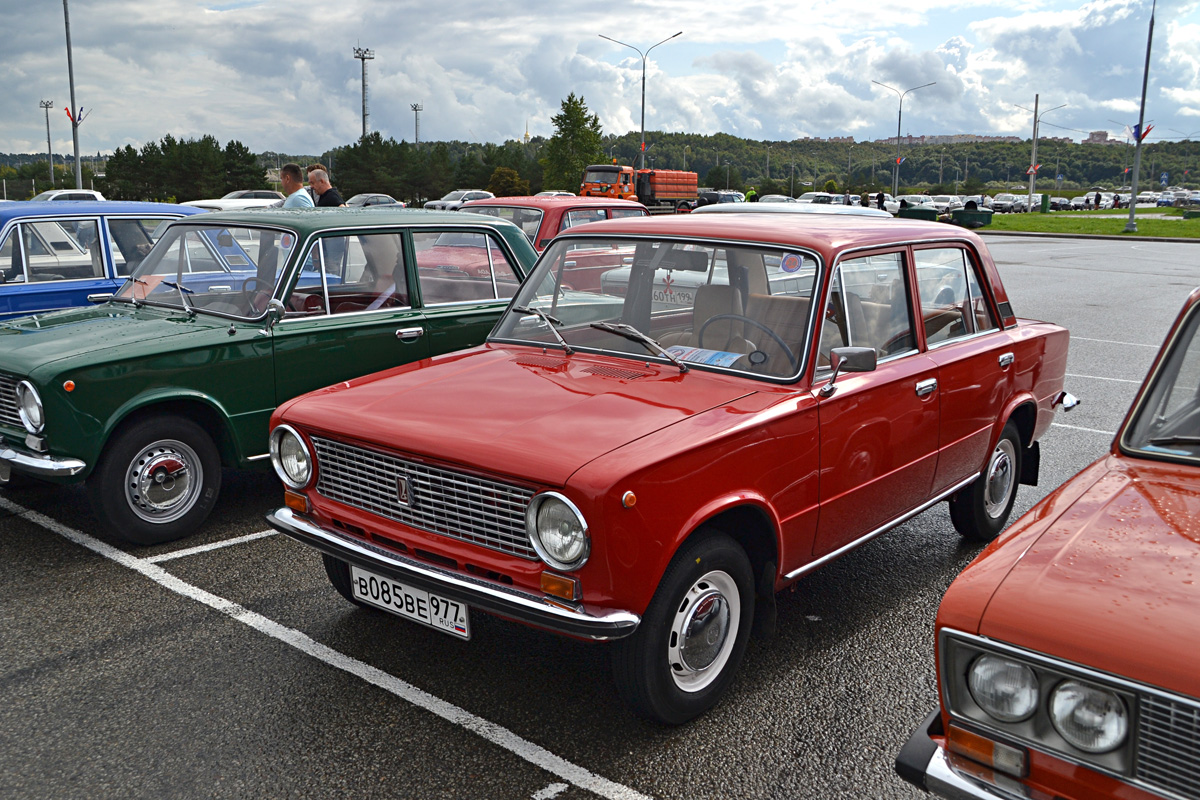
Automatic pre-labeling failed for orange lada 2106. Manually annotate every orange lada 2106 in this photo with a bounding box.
[265,213,1076,724]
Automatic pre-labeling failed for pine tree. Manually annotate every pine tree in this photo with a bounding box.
[541,94,603,191]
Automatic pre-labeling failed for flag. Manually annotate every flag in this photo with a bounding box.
[1140,124,1153,141]
[896,156,905,165]
[1124,167,1131,174]
[64,107,74,123]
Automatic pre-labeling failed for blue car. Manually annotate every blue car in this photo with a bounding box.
[0,201,205,320]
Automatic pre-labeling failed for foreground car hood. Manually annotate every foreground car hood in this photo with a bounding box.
[0,304,231,375]
[980,457,1200,699]
[281,344,755,486]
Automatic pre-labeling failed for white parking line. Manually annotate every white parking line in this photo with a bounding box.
[1064,373,1142,384]
[144,530,278,563]
[0,496,652,800]
[1052,422,1117,436]
[1071,336,1159,348]
[534,784,570,799]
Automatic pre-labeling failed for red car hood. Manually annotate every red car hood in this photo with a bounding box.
[281,345,755,487]
[980,457,1200,699]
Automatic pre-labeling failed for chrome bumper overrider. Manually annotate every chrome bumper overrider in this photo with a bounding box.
[0,439,87,481]
[265,507,641,641]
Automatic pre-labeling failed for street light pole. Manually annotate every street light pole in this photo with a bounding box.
[62,0,83,188]
[1016,96,1066,212]
[599,31,682,171]
[1126,0,1156,233]
[766,144,772,181]
[40,100,54,186]
[872,80,935,197]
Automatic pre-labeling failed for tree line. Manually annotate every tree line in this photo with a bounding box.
[9,94,1196,203]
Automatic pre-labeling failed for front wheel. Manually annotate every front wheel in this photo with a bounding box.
[611,530,754,725]
[948,422,1022,542]
[322,554,369,608]
[86,415,221,545]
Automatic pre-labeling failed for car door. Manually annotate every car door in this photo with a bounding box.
[270,230,432,407]
[812,249,941,557]
[410,228,525,354]
[911,245,1010,495]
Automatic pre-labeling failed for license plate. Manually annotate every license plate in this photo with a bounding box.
[350,565,470,640]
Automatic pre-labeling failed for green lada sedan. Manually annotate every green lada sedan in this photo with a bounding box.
[0,207,536,544]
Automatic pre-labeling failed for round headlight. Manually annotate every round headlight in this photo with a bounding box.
[270,425,312,489]
[527,493,589,571]
[16,381,44,434]
[968,654,1039,722]
[1050,680,1128,753]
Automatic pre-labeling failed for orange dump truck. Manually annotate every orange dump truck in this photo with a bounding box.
[580,164,698,212]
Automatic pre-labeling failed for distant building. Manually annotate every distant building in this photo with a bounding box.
[1084,131,1122,145]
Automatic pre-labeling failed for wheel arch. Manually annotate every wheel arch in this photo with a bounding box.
[102,391,239,469]
[677,498,780,594]
[1003,397,1038,449]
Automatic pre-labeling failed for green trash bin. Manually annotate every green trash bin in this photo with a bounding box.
[1040,193,1051,213]
[952,208,994,228]
[898,206,938,221]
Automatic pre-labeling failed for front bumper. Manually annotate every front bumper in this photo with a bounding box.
[896,710,1048,800]
[265,507,641,641]
[0,435,87,482]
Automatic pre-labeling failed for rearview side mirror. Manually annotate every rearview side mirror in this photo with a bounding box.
[819,346,877,398]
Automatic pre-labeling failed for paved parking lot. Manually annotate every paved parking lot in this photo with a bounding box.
[2,235,1196,799]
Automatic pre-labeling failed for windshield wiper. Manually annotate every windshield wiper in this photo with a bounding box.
[513,305,573,354]
[161,280,196,316]
[1148,434,1200,446]
[117,276,150,307]
[590,322,688,373]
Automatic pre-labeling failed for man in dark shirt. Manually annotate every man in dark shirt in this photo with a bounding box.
[308,168,344,207]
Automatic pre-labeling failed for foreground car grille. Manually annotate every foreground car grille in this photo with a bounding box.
[311,436,538,560]
[1136,692,1200,800]
[0,373,21,430]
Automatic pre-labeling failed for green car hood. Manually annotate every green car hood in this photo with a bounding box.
[0,304,241,377]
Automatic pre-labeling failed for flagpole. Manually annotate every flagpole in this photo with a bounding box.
[63,0,82,189]
[1126,0,1156,233]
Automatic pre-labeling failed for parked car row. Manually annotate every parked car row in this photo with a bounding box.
[3,198,1196,799]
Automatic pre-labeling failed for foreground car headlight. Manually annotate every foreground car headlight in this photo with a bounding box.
[270,425,313,489]
[16,381,44,434]
[527,493,589,571]
[968,654,1039,722]
[1050,680,1128,753]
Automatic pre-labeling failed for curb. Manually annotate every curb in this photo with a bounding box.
[977,229,1200,244]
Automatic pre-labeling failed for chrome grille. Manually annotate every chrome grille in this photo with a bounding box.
[0,373,21,430]
[311,436,537,560]
[1136,692,1200,800]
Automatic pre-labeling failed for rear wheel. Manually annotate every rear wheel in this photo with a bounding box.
[86,415,221,545]
[611,530,754,724]
[949,422,1022,542]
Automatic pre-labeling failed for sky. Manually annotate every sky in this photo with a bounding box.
[1,0,1198,158]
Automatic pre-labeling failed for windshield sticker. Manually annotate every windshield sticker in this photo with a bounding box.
[781,253,804,273]
[280,234,294,249]
[666,346,744,367]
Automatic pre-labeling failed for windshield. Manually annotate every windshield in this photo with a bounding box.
[583,169,620,184]
[1122,304,1200,464]
[491,236,821,380]
[113,223,297,318]
[441,191,467,201]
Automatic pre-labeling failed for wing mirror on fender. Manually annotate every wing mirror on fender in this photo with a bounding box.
[819,346,876,398]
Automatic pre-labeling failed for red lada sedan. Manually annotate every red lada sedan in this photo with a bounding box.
[265,213,1074,724]
[897,287,1200,800]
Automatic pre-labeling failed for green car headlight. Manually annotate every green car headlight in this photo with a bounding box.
[16,381,44,434]
[527,492,589,571]
[270,425,313,489]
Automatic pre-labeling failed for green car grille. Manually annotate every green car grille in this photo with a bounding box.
[0,373,21,430]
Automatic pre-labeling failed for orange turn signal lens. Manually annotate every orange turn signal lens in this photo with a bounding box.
[63,380,75,392]
[284,490,309,514]
[947,724,1027,778]
[541,571,580,602]
[621,491,637,508]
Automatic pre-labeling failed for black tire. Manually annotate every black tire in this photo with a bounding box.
[86,414,221,545]
[611,529,754,725]
[949,422,1022,542]
[322,554,369,608]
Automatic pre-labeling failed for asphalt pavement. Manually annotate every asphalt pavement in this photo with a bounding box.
[1,235,1196,799]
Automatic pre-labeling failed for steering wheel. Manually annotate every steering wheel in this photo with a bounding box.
[698,313,798,371]
[240,277,272,313]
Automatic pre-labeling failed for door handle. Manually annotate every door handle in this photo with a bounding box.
[915,378,938,396]
[998,352,1015,368]
[395,327,424,342]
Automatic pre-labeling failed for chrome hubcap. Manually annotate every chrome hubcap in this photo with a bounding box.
[126,440,202,524]
[667,570,740,693]
[984,438,1016,518]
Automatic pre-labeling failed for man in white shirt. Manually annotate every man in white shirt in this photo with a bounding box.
[281,163,314,208]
